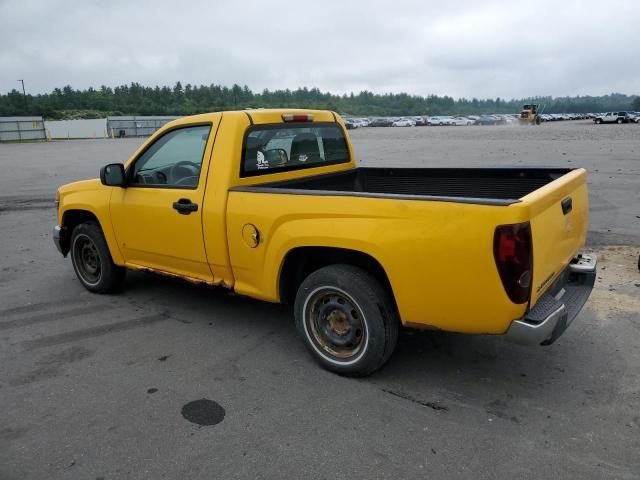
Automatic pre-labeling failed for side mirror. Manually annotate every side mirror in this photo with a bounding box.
[264,148,288,167]
[100,163,127,187]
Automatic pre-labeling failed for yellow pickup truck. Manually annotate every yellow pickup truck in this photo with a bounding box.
[53,109,596,376]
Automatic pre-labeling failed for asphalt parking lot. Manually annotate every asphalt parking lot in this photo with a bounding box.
[1,121,639,479]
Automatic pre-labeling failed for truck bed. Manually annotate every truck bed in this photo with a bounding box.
[233,167,574,205]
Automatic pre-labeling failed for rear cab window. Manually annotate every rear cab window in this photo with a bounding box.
[241,123,349,177]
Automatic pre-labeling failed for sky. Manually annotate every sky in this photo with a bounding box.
[1,0,639,100]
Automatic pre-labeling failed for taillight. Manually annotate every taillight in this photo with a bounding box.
[493,222,532,304]
[282,114,314,122]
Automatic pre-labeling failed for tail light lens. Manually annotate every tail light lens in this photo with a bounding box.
[282,114,314,122]
[493,222,532,304]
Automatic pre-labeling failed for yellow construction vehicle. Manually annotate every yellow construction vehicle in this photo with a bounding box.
[519,104,542,125]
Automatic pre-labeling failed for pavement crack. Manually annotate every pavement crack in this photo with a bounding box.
[381,388,449,412]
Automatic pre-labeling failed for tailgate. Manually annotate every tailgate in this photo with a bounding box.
[522,169,589,305]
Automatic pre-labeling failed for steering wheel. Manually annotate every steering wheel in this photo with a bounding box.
[170,161,200,185]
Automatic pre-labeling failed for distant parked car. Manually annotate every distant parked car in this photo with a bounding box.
[593,112,631,124]
[450,116,474,126]
[427,116,455,126]
[368,118,393,127]
[392,118,415,127]
[412,117,428,126]
[496,115,515,124]
[344,119,358,130]
[476,115,501,126]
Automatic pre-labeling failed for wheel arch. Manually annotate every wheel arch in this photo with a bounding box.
[60,208,123,264]
[278,246,395,307]
[63,208,101,229]
[58,209,101,256]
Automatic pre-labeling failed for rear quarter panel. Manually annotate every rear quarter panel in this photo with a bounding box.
[226,191,530,334]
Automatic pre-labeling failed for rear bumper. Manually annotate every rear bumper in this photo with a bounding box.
[506,253,597,346]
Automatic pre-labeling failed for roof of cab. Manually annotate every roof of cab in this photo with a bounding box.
[167,108,339,127]
[242,108,337,125]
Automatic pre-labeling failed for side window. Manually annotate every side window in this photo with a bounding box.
[130,125,211,188]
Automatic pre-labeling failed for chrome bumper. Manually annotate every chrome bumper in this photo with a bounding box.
[506,253,597,346]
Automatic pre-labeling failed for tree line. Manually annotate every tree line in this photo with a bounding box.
[1,82,638,119]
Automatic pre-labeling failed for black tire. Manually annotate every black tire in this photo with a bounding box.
[595,118,602,124]
[294,264,399,376]
[616,118,623,124]
[70,222,125,293]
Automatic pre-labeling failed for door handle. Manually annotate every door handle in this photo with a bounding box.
[173,198,198,215]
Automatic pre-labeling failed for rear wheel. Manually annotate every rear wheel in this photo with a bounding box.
[70,222,125,293]
[294,265,399,376]
[617,118,623,124]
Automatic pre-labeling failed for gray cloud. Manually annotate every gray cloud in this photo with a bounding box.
[1,0,638,98]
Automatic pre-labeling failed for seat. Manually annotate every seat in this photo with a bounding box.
[289,133,321,165]
[321,134,348,162]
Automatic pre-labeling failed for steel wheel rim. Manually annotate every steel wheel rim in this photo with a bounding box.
[72,234,102,285]
[303,287,368,364]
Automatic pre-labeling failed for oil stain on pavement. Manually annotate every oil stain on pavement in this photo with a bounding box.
[181,399,226,426]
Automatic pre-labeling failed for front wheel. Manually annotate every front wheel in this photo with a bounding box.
[70,222,125,293]
[595,119,602,124]
[294,265,399,376]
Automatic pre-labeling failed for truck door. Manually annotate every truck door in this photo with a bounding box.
[110,121,219,282]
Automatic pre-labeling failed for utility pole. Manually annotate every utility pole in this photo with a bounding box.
[17,79,27,112]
